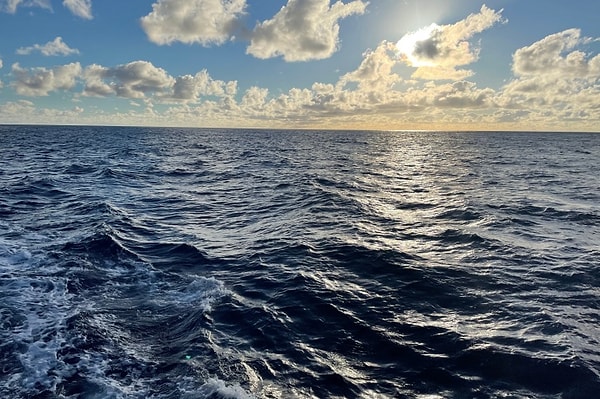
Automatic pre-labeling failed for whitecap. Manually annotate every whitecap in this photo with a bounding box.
[188,377,255,399]
[153,276,230,312]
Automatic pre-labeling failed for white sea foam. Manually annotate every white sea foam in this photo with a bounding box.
[0,239,32,272]
[179,277,229,311]
[4,268,75,393]
[190,377,255,399]
[153,276,230,312]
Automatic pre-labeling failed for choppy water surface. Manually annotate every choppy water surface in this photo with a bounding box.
[1,125,599,398]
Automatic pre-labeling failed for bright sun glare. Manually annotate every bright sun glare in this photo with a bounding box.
[395,23,440,67]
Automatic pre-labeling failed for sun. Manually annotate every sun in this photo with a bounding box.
[395,23,440,67]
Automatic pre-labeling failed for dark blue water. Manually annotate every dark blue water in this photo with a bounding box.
[1,125,599,398]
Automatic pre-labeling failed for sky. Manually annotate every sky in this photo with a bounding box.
[1,0,599,131]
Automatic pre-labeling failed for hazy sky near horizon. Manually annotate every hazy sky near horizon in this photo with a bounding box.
[1,0,599,130]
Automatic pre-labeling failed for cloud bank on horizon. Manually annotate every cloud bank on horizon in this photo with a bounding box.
[1,0,600,131]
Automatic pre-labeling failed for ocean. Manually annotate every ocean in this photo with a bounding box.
[0,125,599,398]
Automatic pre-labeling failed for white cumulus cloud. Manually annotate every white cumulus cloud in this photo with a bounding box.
[396,5,504,80]
[240,86,268,110]
[82,64,115,97]
[16,36,80,56]
[340,41,400,91]
[63,0,92,19]
[247,0,367,62]
[170,70,237,101]
[140,0,247,46]
[500,29,600,117]
[83,60,175,99]
[83,60,238,103]
[12,62,82,96]
[511,29,600,78]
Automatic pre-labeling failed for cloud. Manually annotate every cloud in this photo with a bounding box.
[0,0,51,13]
[170,70,237,101]
[512,29,600,78]
[3,4,599,132]
[426,80,494,108]
[240,86,268,110]
[138,0,367,62]
[83,61,174,99]
[63,0,92,19]
[339,41,401,91]
[16,36,80,56]
[105,61,174,99]
[500,29,600,116]
[9,58,237,106]
[82,64,114,96]
[0,100,36,115]
[82,60,238,104]
[11,62,82,96]
[411,65,474,81]
[0,58,3,68]
[140,0,247,46]
[0,99,86,124]
[396,5,504,80]
[1,0,91,18]
[396,23,441,67]
[247,0,367,62]
[4,50,499,127]
[205,37,497,127]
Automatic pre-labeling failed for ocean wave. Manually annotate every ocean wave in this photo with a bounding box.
[2,127,600,398]
[62,163,98,176]
[1,176,73,202]
[490,203,600,226]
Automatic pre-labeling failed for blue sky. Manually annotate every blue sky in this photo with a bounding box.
[1,0,599,131]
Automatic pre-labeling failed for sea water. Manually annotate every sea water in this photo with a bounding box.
[1,125,599,398]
